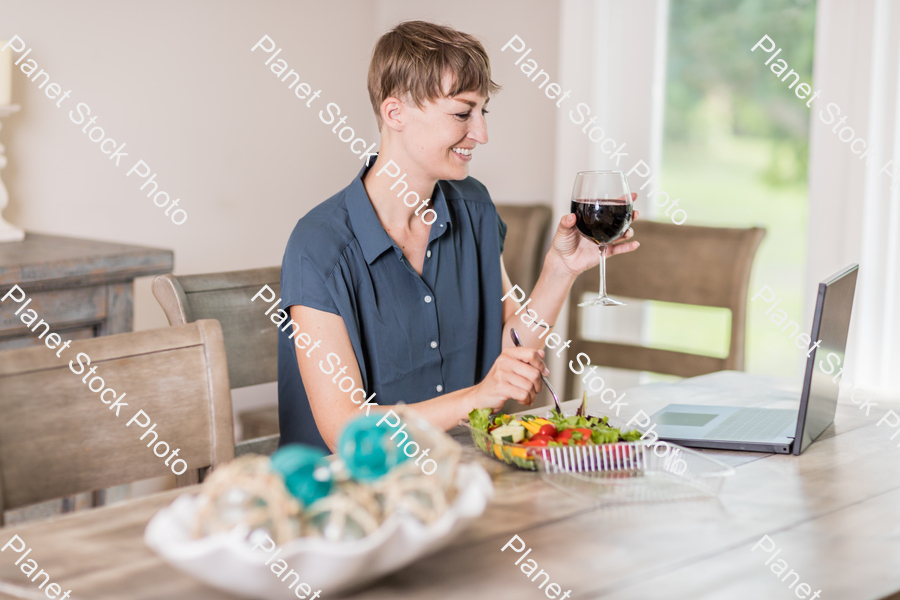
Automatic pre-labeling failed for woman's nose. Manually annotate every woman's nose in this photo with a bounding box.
[468,114,488,145]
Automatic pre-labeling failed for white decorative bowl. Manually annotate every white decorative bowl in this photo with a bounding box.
[144,463,493,599]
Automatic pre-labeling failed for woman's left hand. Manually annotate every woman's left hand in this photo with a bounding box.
[549,193,641,277]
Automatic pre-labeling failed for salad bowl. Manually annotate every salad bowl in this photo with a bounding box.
[461,407,735,505]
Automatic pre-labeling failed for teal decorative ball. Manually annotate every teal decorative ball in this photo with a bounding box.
[339,415,409,481]
[270,445,332,506]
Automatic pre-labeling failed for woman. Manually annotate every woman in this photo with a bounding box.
[278,20,639,451]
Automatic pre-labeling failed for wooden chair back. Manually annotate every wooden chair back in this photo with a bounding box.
[496,204,553,294]
[152,267,280,389]
[565,220,765,399]
[0,320,234,523]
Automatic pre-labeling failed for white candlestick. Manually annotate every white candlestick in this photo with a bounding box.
[0,43,11,106]
[0,105,24,243]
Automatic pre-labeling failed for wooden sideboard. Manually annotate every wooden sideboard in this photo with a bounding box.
[0,232,173,351]
[0,232,173,521]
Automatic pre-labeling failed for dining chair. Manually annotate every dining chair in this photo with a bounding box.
[152,267,281,448]
[0,320,234,525]
[565,220,766,400]
[496,204,554,294]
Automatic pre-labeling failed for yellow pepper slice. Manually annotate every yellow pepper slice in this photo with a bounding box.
[509,447,530,460]
[533,418,552,427]
[493,444,504,460]
[521,420,542,435]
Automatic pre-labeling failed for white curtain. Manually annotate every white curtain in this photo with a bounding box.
[552,0,669,393]
[807,0,900,393]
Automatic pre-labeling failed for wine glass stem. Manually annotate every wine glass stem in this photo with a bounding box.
[598,245,608,299]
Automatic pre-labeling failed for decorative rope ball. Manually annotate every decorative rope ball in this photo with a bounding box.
[303,481,383,542]
[194,455,301,544]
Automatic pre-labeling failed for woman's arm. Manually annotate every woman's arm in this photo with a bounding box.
[290,304,548,451]
[502,205,641,350]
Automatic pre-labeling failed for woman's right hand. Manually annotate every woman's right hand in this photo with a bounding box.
[470,347,548,410]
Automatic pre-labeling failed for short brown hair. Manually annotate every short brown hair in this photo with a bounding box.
[367,21,500,127]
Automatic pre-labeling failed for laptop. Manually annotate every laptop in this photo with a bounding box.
[649,264,859,455]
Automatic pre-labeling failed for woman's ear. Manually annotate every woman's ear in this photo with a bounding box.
[381,96,405,132]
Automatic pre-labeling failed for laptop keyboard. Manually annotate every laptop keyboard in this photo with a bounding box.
[703,408,797,442]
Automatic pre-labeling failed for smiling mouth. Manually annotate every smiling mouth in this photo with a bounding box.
[452,147,472,157]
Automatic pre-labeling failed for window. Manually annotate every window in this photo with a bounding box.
[648,0,818,378]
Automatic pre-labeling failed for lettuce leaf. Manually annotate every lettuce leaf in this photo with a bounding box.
[550,414,597,431]
[468,408,493,432]
[511,455,537,470]
[591,428,620,444]
[493,413,514,427]
[621,429,644,442]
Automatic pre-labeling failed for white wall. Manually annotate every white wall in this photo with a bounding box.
[1,1,381,328]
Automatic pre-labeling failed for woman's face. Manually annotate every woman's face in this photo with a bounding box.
[399,84,489,182]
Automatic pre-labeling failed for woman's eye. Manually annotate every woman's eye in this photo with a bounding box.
[455,110,488,120]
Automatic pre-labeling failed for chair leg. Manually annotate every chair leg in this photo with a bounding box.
[91,489,106,507]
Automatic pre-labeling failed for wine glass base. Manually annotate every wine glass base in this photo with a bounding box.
[578,297,627,307]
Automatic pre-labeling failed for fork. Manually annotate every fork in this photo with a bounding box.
[510,328,563,416]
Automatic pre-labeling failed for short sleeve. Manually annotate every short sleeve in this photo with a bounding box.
[497,211,508,254]
[280,229,340,316]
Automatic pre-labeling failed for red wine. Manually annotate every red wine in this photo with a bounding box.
[571,199,632,245]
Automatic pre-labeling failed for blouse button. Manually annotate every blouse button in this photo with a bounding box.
[427,250,432,258]
[424,295,432,303]
[430,341,437,349]
[436,385,443,392]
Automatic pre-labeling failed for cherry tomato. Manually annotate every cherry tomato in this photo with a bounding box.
[524,434,553,446]
[537,424,557,437]
[556,428,593,445]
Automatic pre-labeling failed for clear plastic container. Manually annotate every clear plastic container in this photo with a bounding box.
[461,413,735,504]
[538,441,735,504]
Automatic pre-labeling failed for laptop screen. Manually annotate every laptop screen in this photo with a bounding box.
[793,264,859,455]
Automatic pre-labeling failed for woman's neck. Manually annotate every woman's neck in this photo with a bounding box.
[363,151,437,232]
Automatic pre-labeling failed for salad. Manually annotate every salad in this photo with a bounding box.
[466,394,643,469]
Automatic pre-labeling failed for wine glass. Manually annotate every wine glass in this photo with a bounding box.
[570,171,634,307]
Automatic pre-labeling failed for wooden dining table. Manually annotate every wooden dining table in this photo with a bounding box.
[2,371,900,600]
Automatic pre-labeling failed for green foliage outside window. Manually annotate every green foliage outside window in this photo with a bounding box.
[665,0,816,186]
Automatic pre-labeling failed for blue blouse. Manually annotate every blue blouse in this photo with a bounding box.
[277,158,508,450]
